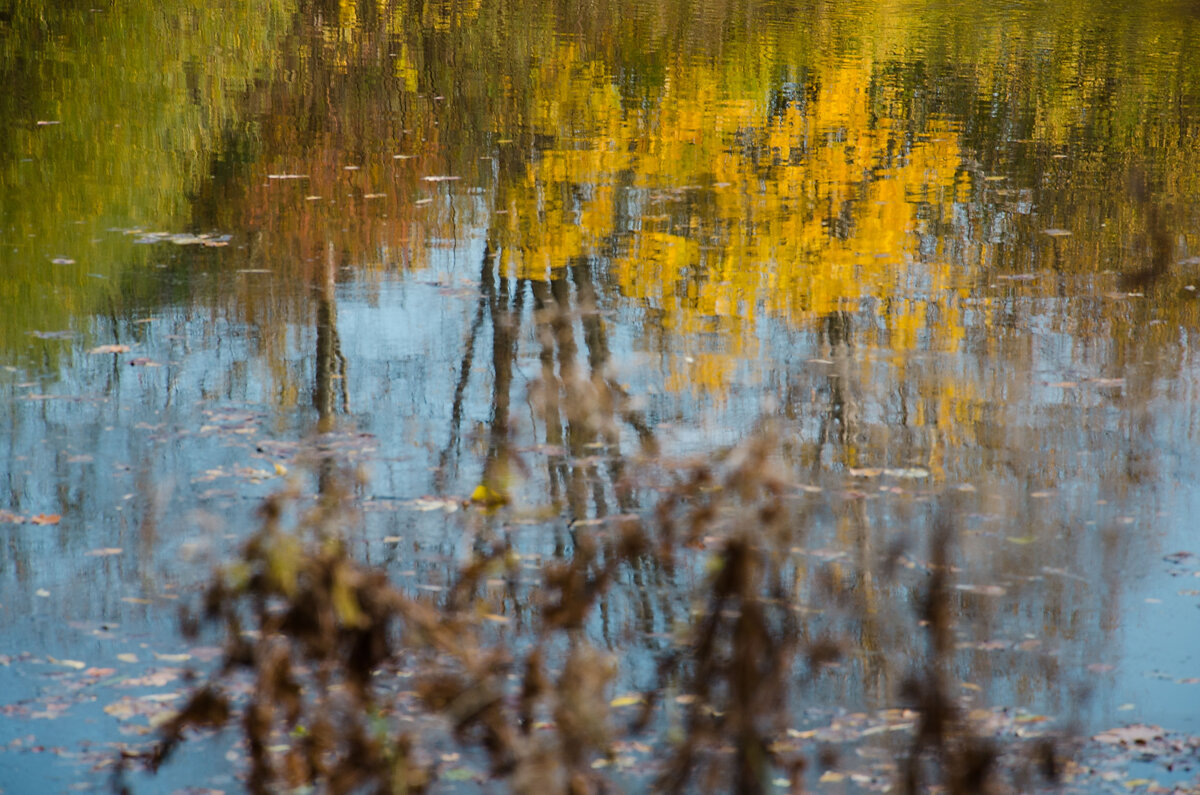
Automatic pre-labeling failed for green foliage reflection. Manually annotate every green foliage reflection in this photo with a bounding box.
[0,0,292,362]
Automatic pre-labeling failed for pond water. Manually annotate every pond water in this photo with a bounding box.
[3,0,1200,790]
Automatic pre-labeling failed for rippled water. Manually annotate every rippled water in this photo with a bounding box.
[3,0,1200,789]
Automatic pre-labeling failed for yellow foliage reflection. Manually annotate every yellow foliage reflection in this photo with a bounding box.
[492,50,971,396]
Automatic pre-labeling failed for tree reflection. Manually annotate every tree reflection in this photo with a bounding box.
[314,243,350,493]
[0,0,1187,768]
[163,0,1195,727]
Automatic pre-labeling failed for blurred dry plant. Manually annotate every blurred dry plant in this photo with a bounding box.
[117,307,1067,793]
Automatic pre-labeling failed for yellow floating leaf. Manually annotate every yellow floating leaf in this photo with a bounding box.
[117,654,139,664]
[610,694,643,708]
[470,483,508,507]
[1015,714,1050,724]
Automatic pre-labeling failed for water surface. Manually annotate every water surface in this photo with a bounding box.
[3,0,1200,789]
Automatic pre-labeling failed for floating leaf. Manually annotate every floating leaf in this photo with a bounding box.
[140,693,182,703]
[1014,713,1050,724]
[48,657,86,670]
[786,728,817,739]
[122,670,180,687]
[409,496,460,512]
[152,652,192,663]
[188,647,224,663]
[88,548,123,557]
[134,232,231,247]
[1094,724,1164,746]
[470,484,508,507]
[88,344,129,355]
[884,467,930,479]
[30,514,61,525]
[610,694,643,708]
[104,700,136,720]
[955,584,1006,597]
